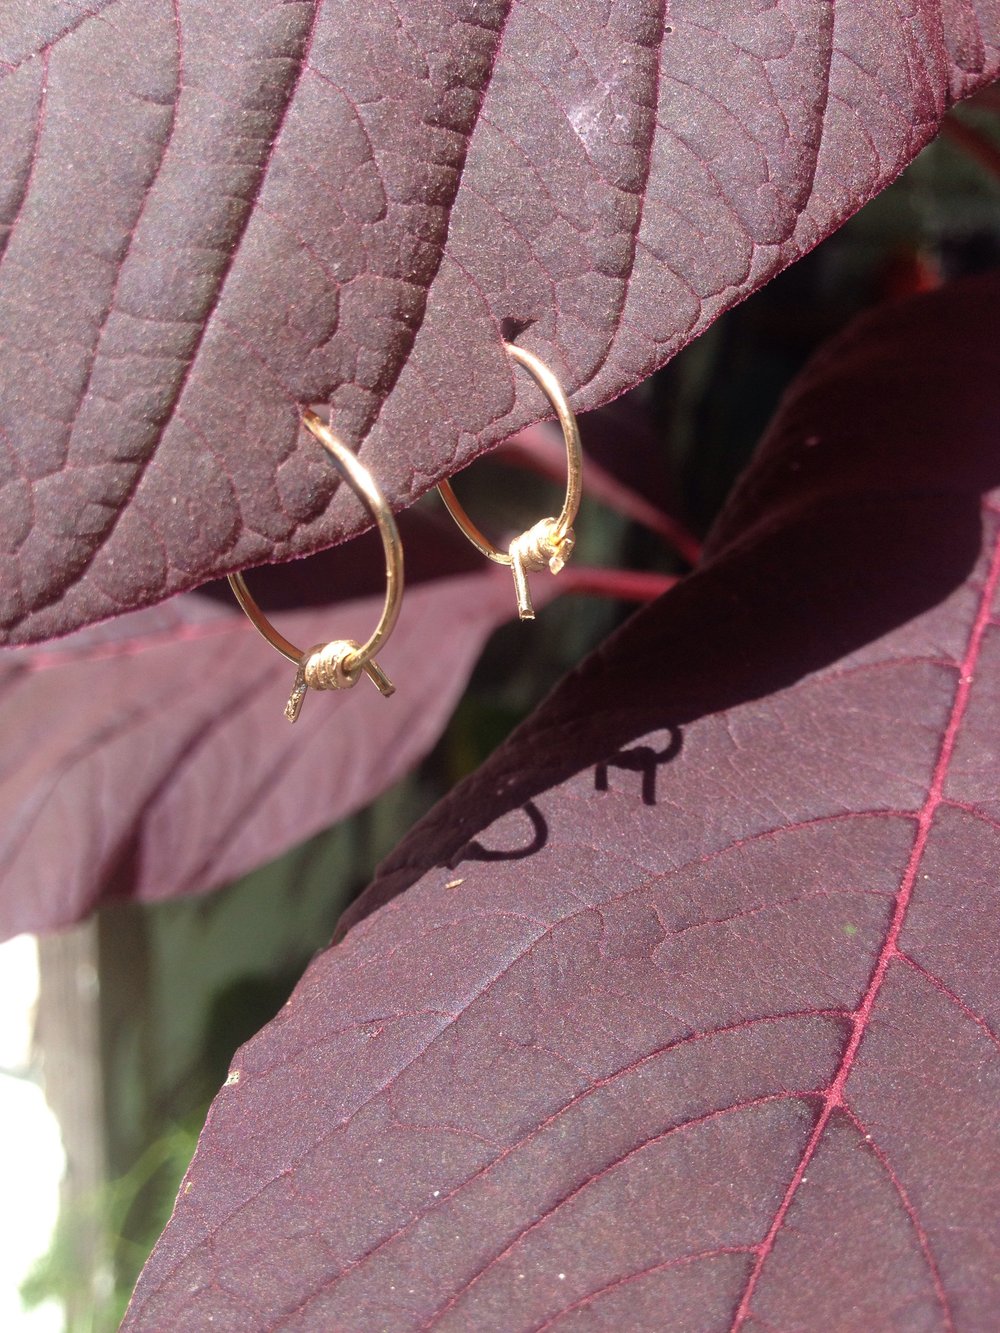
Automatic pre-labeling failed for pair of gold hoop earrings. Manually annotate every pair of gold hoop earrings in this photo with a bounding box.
[229,343,582,722]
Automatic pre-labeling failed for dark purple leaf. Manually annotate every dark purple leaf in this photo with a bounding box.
[125,273,1000,1329]
[0,560,525,939]
[3,3,999,643]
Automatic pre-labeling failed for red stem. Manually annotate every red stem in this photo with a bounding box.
[940,115,1000,184]
[499,428,703,566]
[561,566,679,603]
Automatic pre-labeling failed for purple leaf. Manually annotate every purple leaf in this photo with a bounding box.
[3,3,999,642]
[125,273,1000,1329]
[0,559,524,939]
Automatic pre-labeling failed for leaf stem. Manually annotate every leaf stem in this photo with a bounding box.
[561,566,678,603]
[499,426,703,565]
[940,115,1000,184]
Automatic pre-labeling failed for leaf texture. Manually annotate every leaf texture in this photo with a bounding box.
[2,2,999,642]
[125,273,1000,1329]
[0,553,522,939]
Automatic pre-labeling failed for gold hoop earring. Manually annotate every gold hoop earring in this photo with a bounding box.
[437,342,582,620]
[228,411,404,723]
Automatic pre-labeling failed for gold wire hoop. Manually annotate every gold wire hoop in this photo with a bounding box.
[228,410,404,723]
[437,341,582,619]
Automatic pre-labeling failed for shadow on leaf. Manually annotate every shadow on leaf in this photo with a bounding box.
[343,274,1000,934]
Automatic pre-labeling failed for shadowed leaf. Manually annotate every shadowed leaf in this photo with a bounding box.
[0,560,524,939]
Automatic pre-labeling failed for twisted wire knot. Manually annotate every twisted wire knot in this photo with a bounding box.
[284,639,363,722]
[507,517,575,620]
[510,517,575,576]
[302,639,363,691]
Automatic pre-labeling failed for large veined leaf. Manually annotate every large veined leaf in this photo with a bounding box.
[123,274,1000,1327]
[2,2,998,643]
